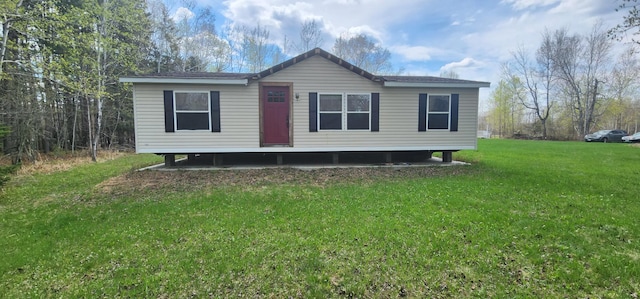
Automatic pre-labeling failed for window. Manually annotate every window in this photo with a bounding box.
[347,94,370,130]
[427,94,450,130]
[174,92,210,130]
[319,94,343,130]
[267,90,286,102]
[418,93,458,132]
[318,93,370,131]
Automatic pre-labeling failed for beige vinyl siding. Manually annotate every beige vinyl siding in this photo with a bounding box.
[260,56,479,150]
[132,55,480,153]
[133,83,259,153]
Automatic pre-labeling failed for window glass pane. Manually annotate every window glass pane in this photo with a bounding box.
[347,113,369,130]
[428,95,450,112]
[319,94,342,111]
[176,112,209,130]
[267,90,286,103]
[175,93,208,111]
[319,113,342,130]
[428,113,449,130]
[347,94,370,112]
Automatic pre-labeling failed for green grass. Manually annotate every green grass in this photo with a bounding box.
[1,141,639,298]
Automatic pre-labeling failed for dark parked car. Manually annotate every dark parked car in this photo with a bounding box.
[622,132,640,143]
[584,130,628,142]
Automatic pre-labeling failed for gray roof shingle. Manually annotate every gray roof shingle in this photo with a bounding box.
[381,75,488,85]
[125,72,252,79]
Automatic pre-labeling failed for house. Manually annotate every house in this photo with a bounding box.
[119,48,490,166]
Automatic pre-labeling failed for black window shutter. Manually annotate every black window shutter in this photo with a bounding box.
[450,94,459,132]
[163,90,174,132]
[418,93,427,131]
[309,92,318,132]
[210,91,221,132]
[371,93,379,132]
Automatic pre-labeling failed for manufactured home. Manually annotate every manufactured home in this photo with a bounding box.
[119,48,490,166]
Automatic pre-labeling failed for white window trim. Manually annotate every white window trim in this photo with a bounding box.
[174,91,211,131]
[426,94,451,131]
[317,92,372,131]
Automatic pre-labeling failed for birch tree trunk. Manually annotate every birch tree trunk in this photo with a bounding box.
[0,0,25,77]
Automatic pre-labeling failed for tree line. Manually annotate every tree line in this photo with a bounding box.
[0,0,393,164]
[485,17,640,140]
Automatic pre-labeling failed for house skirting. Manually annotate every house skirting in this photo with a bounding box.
[160,150,460,167]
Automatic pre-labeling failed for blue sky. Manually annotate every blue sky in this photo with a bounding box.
[166,0,629,108]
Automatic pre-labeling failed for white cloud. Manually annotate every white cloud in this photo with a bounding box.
[440,57,484,71]
[172,7,195,21]
[321,0,362,4]
[337,25,384,42]
[221,0,327,52]
[501,0,612,15]
[548,0,610,15]
[501,0,559,10]
[391,45,434,61]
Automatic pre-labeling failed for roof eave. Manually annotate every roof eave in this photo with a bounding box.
[383,81,491,88]
[119,77,249,85]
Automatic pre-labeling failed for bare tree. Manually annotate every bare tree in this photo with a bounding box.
[608,0,640,44]
[222,24,244,72]
[148,0,182,73]
[332,33,392,74]
[204,33,232,72]
[439,69,460,79]
[552,23,612,136]
[533,30,556,138]
[603,46,640,131]
[228,24,274,72]
[296,19,323,52]
[245,24,272,72]
[167,1,221,73]
[506,41,554,139]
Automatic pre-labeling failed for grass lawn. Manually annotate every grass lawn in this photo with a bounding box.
[1,140,639,298]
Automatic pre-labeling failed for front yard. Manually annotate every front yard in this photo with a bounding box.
[1,140,638,297]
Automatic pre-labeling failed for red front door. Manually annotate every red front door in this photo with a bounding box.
[262,86,290,145]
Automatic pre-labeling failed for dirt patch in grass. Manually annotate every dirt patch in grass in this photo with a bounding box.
[96,166,470,197]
